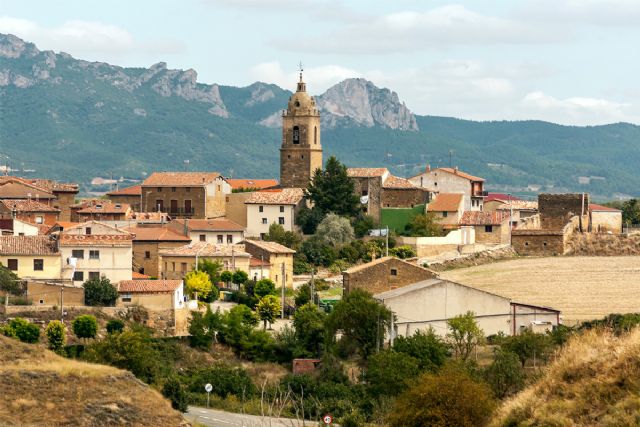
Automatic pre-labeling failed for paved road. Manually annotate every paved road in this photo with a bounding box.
[184,407,321,427]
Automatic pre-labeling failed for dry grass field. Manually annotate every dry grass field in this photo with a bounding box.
[441,256,640,323]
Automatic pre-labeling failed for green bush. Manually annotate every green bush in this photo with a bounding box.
[188,306,222,349]
[366,350,420,397]
[392,329,450,372]
[106,319,125,334]
[83,277,118,306]
[185,363,256,398]
[293,257,312,274]
[254,279,276,298]
[328,259,351,274]
[45,320,66,352]
[501,329,553,367]
[389,245,417,259]
[484,348,524,399]
[232,270,249,285]
[72,315,98,339]
[162,376,188,412]
[8,318,40,343]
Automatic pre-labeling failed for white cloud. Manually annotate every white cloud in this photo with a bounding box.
[520,92,633,125]
[276,5,565,54]
[249,61,361,93]
[518,0,640,26]
[0,16,184,58]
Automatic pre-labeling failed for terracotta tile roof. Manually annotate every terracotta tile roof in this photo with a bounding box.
[427,193,464,212]
[46,222,80,234]
[250,257,271,267]
[142,172,221,187]
[173,218,244,232]
[245,188,304,205]
[129,212,170,222]
[242,239,296,254]
[486,193,522,202]
[27,179,79,193]
[0,235,59,255]
[159,242,250,258]
[0,177,56,199]
[227,179,278,190]
[132,271,151,279]
[118,279,182,293]
[58,234,133,247]
[0,199,60,213]
[125,226,191,242]
[495,200,538,211]
[589,203,621,212]
[347,168,389,178]
[436,168,485,182]
[107,184,142,196]
[382,175,418,190]
[76,200,131,214]
[459,211,510,226]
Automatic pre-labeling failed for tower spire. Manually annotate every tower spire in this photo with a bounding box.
[297,61,306,92]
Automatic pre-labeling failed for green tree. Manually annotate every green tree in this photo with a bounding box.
[220,270,233,286]
[447,311,484,361]
[389,245,417,259]
[232,270,249,285]
[387,366,495,427]
[219,304,258,350]
[295,204,326,235]
[301,236,338,267]
[106,319,125,334]
[484,348,524,398]
[254,278,277,298]
[404,212,443,237]
[83,276,118,306]
[306,156,360,217]
[392,328,450,371]
[72,315,98,340]
[8,318,40,343]
[197,259,223,286]
[162,376,188,412]
[45,320,66,352]
[315,213,355,246]
[501,329,553,367]
[621,198,640,224]
[353,214,376,238]
[188,306,222,349]
[184,270,212,300]
[366,350,420,397]
[264,223,302,249]
[0,264,22,295]
[327,289,392,360]
[293,303,325,357]
[257,295,281,330]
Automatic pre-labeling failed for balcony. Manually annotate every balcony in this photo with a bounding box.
[473,191,489,197]
[158,207,196,217]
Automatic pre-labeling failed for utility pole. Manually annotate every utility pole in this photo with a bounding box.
[310,267,315,306]
[281,263,286,319]
[60,286,64,323]
[509,193,513,245]
[385,225,389,257]
[260,254,264,279]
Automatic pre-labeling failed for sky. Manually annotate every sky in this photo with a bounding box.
[1,0,639,125]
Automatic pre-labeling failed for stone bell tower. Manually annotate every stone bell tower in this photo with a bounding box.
[280,69,322,188]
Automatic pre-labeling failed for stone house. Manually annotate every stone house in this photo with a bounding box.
[241,240,296,289]
[0,199,60,226]
[117,279,185,312]
[539,193,590,230]
[342,257,437,295]
[589,204,622,234]
[0,177,79,222]
[106,184,142,211]
[27,281,84,306]
[485,198,539,229]
[409,166,486,211]
[245,188,305,238]
[57,221,133,285]
[425,193,465,227]
[140,172,230,219]
[73,200,132,222]
[459,211,510,244]
[159,242,251,280]
[374,278,560,338]
[0,235,61,280]
[124,225,192,278]
[347,168,429,222]
[169,218,245,245]
[23,178,79,222]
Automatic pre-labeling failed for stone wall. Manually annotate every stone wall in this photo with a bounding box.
[474,223,510,244]
[511,230,565,256]
[380,188,429,209]
[53,192,78,222]
[539,193,589,230]
[133,240,187,278]
[351,176,383,221]
[107,194,141,211]
[343,257,436,295]
[141,186,206,218]
[225,192,251,227]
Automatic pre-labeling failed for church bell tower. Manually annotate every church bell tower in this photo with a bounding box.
[280,68,322,188]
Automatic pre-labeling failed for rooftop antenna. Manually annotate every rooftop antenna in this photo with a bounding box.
[298,61,304,82]
[449,150,454,168]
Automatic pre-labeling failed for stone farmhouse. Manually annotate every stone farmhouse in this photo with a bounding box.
[409,166,487,211]
[159,242,251,280]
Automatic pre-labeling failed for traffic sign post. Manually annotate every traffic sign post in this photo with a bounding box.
[323,414,333,425]
[205,383,213,408]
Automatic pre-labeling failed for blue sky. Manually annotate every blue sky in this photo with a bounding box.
[1,0,639,125]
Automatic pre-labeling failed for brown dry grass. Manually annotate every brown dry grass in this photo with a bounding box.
[441,256,640,323]
[0,335,186,427]
[491,328,640,426]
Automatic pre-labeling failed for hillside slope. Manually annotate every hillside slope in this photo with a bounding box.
[491,329,640,426]
[0,335,186,426]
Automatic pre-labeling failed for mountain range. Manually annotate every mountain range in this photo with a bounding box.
[1,33,639,199]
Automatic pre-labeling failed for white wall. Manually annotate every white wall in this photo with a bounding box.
[61,245,133,285]
[246,204,295,237]
[410,170,473,210]
[11,220,40,236]
[189,230,244,244]
[399,227,475,246]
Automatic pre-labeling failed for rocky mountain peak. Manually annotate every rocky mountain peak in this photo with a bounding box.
[0,33,40,59]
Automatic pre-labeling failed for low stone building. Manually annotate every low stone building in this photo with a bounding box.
[342,257,436,295]
[124,225,192,278]
[27,281,84,306]
[169,218,245,244]
[539,193,589,230]
[0,176,78,222]
[106,184,142,211]
[242,240,296,289]
[159,242,251,280]
[117,279,185,311]
[459,211,510,244]
[73,200,132,222]
[589,204,622,234]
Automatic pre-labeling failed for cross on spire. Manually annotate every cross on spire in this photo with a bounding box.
[298,61,304,82]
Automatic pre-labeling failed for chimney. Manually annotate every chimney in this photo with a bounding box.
[426,164,431,173]
[183,218,189,236]
[454,166,459,174]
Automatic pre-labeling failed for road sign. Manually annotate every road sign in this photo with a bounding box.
[205,383,213,393]
[323,414,333,425]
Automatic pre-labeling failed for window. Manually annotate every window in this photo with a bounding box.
[39,299,44,304]
[122,293,132,303]
[200,234,206,242]
[85,227,92,235]
[72,249,84,259]
[484,225,493,233]
[217,185,221,192]
[280,206,285,212]
[73,271,84,282]
[181,262,187,272]
[144,251,151,259]
[361,189,368,196]
[217,234,223,244]
[89,250,100,260]
[259,206,264,212]
[301,155,304,159]
[186,187,191,193]
[278,217,285,225]
[33,259,43,271]
[293,126,300,144]
[227,235,233,243]
[260,233,266,240]
[442,211,448,218]
[171,187,176,192]
[420,177,424,187]
[172,262,176,271]
[18,232,24,236]
[262,218,268,224]
[314,126,317,144]
[390,268,398,276]
[157,187,162,192]
[89,271,100,280]
[7,259,18,271]
[35,216,44,224]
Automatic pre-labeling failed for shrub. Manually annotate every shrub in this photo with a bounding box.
[232,270,248,285]
[392,328,450,371]
[484,348,524,399]
[328,259,351,274]
[9,318,40,343]
[293,257,312,274]
[293,303,325,357]
[72,315,98,339]
[501,329,553,367]
[162,377,188,412]
[315,213,355,246]
[188,306,222,349]
[184,270,212,300]
[366,350,420,397]
[301,237,337,267]
[185,363,256,398]
[353,214,376,238]
[45,320,66,352]
[106,319,125,334]
[83,277,118,306]
[256,295,281,330]
[254,278,276,298]
[389,245,416,259]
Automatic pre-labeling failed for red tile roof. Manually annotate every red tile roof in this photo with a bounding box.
[427,193,464,212]
[347,168,389,178]
[107,184,142,196]
[250,257,271,267]
[26,179,78,193]
[132,271,151,279]
[173,218,244,232]
[142,172,221,187]
[76,200,130,214]
[382,175,418,190]
[589,203,621,212]
[0,235,59,255]
[0,199,60,213]
[242,239,296,254]
[486,193,522,202]
[58,234,133,247]
[118,279,182,293]
[125,226,191,242]
[227,179,278,190]
[245,188,304,205]
[436,168,485,182]
[0,177,56,199]
[460,211,510,226]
